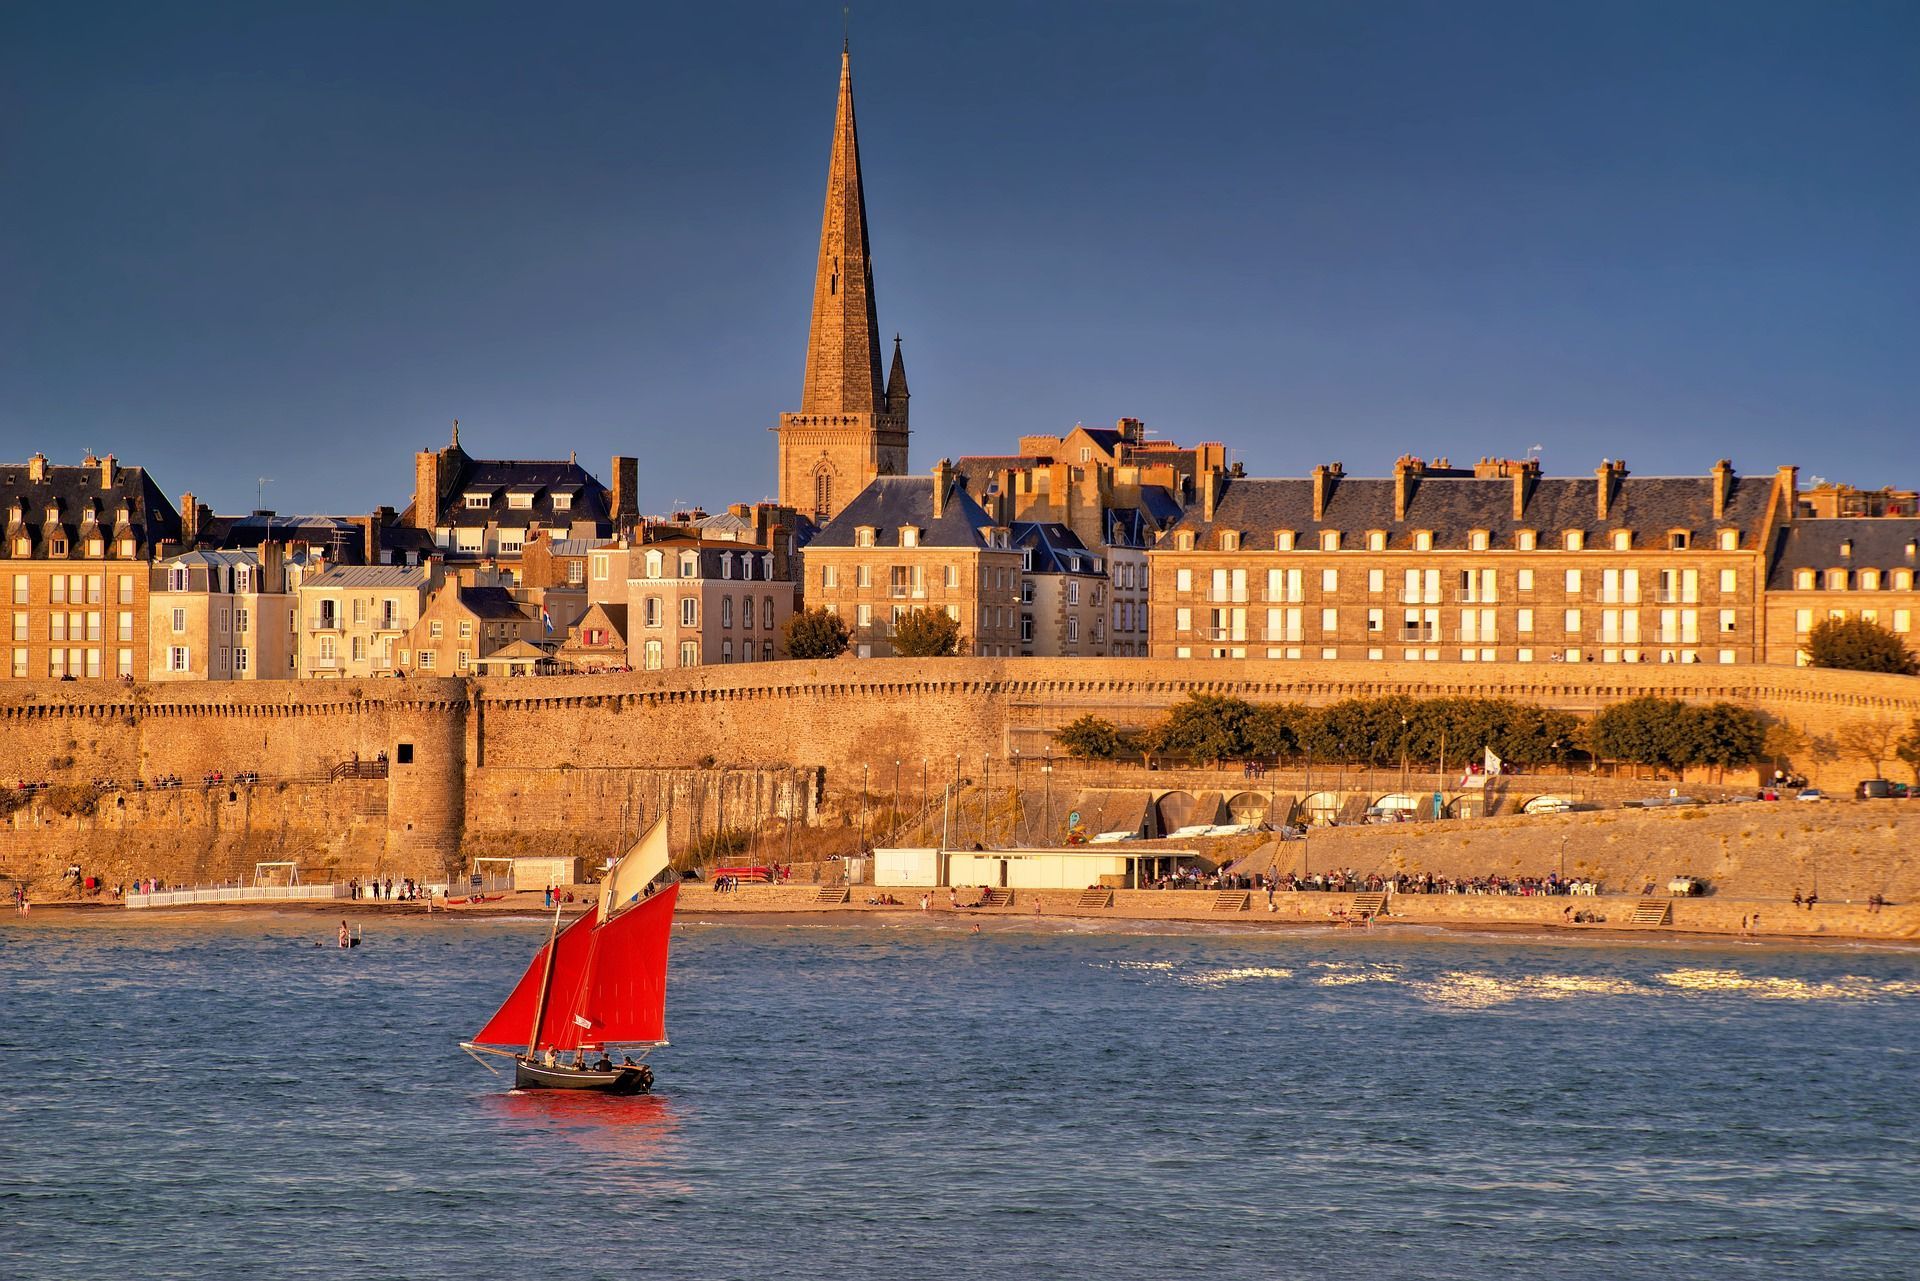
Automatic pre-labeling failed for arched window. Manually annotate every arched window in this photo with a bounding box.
[814,471,832,520]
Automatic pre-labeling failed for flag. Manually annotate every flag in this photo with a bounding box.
[573,1014,592,1029]
[540,606,554,635]
[1484,747,1503,776]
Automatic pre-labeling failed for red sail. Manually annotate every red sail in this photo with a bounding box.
[472,909,598,1051]
[563,882,678,1047]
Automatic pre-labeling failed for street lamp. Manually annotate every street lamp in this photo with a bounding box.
[1558,833,1568,882]
[1042,751,1055,845]
[862,762,870,856]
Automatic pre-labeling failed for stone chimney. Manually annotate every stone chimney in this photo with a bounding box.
[1311,462,1342,521]
[1512,458,1539,520]
[1116,417,1145,444]
[180,492,199,544]
[1709,459,1733,520]
[931,459,953,520]
[412,447,442,531]
[1595,460,1626,521]
[257,540,284,592]
[611,455,638,525]
[99,454,117,489]
[1201,468,1224,522]
[27,452,47,484]
[1393,455,1422,522]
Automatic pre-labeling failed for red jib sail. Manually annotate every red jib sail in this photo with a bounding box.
[471,883,678,1052]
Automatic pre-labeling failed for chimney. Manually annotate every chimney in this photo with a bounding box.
[1512,458,1538,520]
[611,455,638,526]
[100,454,117,489]
[1776,464,1799,521]
[932,459,953,520]
[1201,468,1224,522]
[257,540,284,592]
[1595,460,1626,521]
[1393,456,1422,522]
[27,452,47,484]
[1311,463,1342,521]
[364,512,382,564]
[1116,417,1145,444]
[412,447,441,531]
[180,492,199,544]
[1711,459,1733,520]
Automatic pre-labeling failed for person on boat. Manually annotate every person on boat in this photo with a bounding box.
[540,1048,557,1068]
[621,1055,637,1067]
[572,1049,587,1070]
[593,1053,613,1071]
[338,920,350,948]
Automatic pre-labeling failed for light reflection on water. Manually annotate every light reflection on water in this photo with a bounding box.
[2,914,1917,1281]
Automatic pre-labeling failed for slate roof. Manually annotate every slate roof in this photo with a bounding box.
[0,460,181,558]
[414,456,614,535]
[1011,522,1103,575]
[1170,473,1776,548]
[457,586,533,621]
[810,477,1001,549]
[304,565,432,590]
[1765,518,1920,588]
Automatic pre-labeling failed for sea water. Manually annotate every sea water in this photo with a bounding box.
[2,914,1916,1280]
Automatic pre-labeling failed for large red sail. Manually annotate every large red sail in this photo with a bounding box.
[563,882,678,1047]
[472,909,598,1050]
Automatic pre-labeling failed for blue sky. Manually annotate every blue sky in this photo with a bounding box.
[2,1,1915,516]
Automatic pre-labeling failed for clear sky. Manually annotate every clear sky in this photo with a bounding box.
[3,1,1915,516]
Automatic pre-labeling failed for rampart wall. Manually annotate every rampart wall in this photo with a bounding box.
[1,659,1915,889]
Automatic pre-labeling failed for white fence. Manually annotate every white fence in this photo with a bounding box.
[126,884,348,910]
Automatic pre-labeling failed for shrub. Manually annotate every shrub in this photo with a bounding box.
[890,608,961,658]
[1805,616,1919,675]
[782,608,850,660]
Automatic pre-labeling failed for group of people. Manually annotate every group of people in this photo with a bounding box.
[1272,868,1600,897]
[348,876,425,901]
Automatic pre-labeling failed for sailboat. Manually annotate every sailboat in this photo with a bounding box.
[461,817,679,1093]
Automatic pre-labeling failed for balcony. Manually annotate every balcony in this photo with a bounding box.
[307,656,341,671]
[309,615,344,632]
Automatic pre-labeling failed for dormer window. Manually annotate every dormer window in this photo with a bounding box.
[508,493,534,510]
[1565,531,1585,551]
[1516,530,1537,551]
[644,550,663,579]
[1795,569,1815,590]
[119,537,136,557]
[1718,530,1739,551]
[1177,532,1195,551]
[11,536,27,557]
[1826,569,1849,590]
[552,493,572,511]
[1861,569,1881,591]
[1367,531,1386,551]
[464,494,490,510]
[720,553,733,579]
[1412,531,1432,552]
[86,537,104,557]
[1220,531,1240,552]
[856,527,876,548]
[1612,530,1632,551]
[1321,530,1341,552]
[1469,530,1489,551]
[901,527,920,548]
[1669,531,1690,551]
[761,553,774,579]
[49,537,68,556]
[1275,531,1295,551]
[1840,539,1853,558]
[679,554,698,578]
[1021,548,1034,571]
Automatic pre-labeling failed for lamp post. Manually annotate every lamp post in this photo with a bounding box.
[982,753,992,848]
[893,758,901,836]
[1559,833,1568,882]
[861,762,870,857]
[1043,751,1054,845]
[1400,716,1410,795]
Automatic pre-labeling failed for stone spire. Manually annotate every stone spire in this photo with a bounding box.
[800,47,885,416]
[885,334,909,410]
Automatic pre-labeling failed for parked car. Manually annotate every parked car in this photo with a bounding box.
[1668,876,1708,897]
[1856,779,1894,800]
[1796,788,1828,802]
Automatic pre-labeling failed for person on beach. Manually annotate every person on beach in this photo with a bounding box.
[338,920,350,948]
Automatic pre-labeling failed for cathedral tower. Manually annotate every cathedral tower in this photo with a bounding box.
[777,46,910,524]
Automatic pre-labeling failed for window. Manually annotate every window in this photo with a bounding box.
[1275,531,1295,551]
[458,620,473,639]
[1469,531,1489,551]
[1367,608,1382,634]
[1517,608,1534,633]
[1718,530,1739,551]
[353,598,367,624]
[1367,569,1384,594]
[87,576,101,604]
[1564,531,1584,551]
[1320,530,1340,552]
[352,636,365,662]
[1516,530,1537,551]
[1320,608,1337,633]
[9,613,21,642]
[1670,531,1690,550]
[1412,531,1432,551]
[856,565,871,589]
[168,646,189,672]
[1517,569,1534,591]
[1366,531,1386,551]
[1067,580,1081,606]
[457,650,470,671]
[901,528,919,548]
[171,608,186,634]
[1565,609,1582,633]
[1175,568,1192,593]
[1795,569,1816,590]
[593,554,610,581]
[642,639,663,669]
[679,555,697,579]
[1321,569,1338,593]
[11,576,25,605]
[1612,530,1631,551]
[419,650,436,669]
[507,492,533,510]
[1220,532,1239,552]
[763,596,775,629]
[464,494,490,509]
[429,621,443,639]
[680,641,698,667]
[117,649,131,678]
[855,527,875,548]
[1565,569,1582,594]
[1794,608,1813,634]
[722,596,734,627]
[944,564,958,589]
[52,577,66,604]
[822,565,839,589]
[680,597,697,626]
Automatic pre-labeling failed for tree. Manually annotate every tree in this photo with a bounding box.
[1056,715,1126,760]
[1831,717,1903,778]
[1154,693,1262,763]
[890,608,961,657]
[1805,616,1919,675]
[1674,703,1766,779]
[782,608,850,660]
[1896,717,1920,784]
[1587,696,1690,774]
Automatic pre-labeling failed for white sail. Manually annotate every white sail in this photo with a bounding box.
[599,816,671,919]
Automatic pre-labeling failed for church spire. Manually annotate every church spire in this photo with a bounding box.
[799,47,885,416]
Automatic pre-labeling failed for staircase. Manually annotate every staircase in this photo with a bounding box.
[1349,892,1387,917]
[981,887,1015,908]
[1212,890,1251,912]
[1075,887,1114,910]
[1629,899,1673,926]
[814,886,851,905]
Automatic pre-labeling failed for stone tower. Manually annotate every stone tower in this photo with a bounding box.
[776,45,910,525]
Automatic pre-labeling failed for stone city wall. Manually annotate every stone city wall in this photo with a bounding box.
[0,659,1915,888]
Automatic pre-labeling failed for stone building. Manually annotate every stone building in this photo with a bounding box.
[1149,457,1789,666]
[554,602,631,673]
[296,562,444,678]
[805,466,1022,658]
[396,584,540,677]
[148,548,296,680]
[1011,523,1109,657]
[577,532,796,669]
[2,452,181,681]
[1762,505,1920,665]
[774,47,910,526]
[405,423,636,584]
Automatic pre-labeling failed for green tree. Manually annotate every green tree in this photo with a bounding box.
[1588,696,1691,774]
[890,608,961,657]
[781,607,850,659]
[1055,715,1126,760]
[1895,717,1920,784]
[1805,616,1919,675]
[1154,693,1261,763]
[1674,703,1766,777]
[1831,717,1903,778]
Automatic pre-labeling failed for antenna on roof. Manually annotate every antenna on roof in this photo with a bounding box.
[1525,444,1543,462]
[257,477,273,508]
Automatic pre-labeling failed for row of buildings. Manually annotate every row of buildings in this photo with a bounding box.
[5,46,1915,682]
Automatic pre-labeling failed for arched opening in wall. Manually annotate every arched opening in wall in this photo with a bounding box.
[1155,790,1198,834]
[1300,791,1341,825]
[814,471,832,522]
[1225,791,1269,827]
[1369,793,1423,822]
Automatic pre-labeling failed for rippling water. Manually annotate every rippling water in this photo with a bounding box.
[3,913,1917,1280]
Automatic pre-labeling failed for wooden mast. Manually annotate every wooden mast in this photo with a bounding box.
[524,899,564,1060]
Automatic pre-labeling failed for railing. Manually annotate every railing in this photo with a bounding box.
[330,759,390,781]
[127,884,347,909]
[309,615,344,631]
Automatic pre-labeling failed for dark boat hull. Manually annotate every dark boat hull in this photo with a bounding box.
[513,1060,652,1094]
